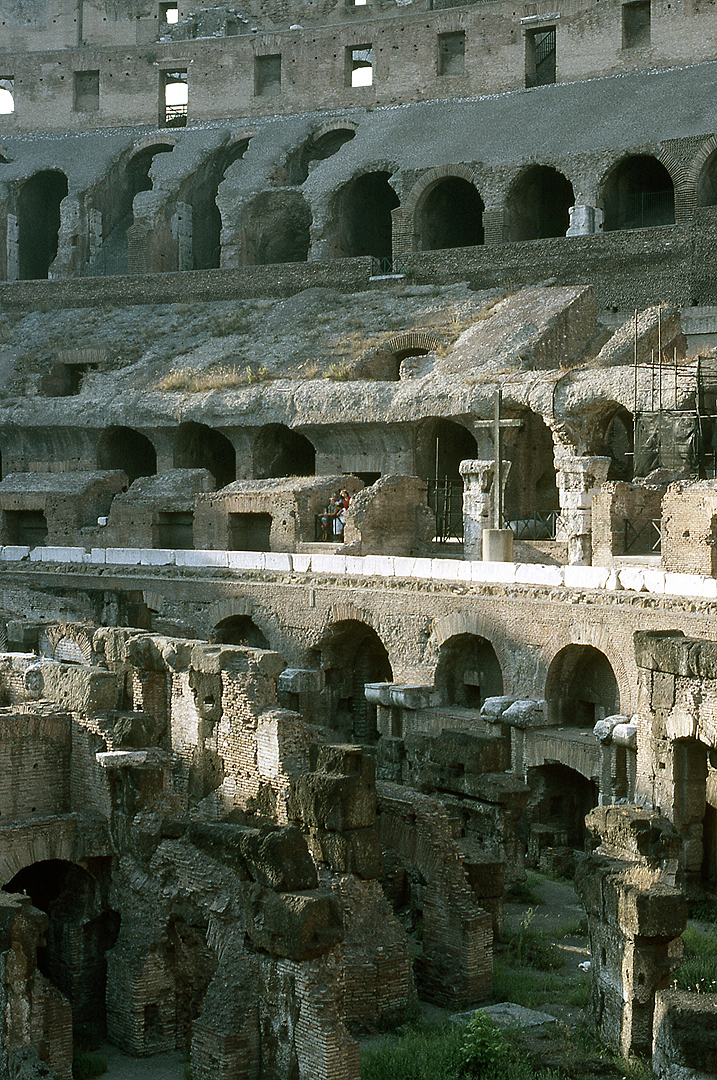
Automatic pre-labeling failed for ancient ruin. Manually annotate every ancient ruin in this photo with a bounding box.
[2,0,717,1075]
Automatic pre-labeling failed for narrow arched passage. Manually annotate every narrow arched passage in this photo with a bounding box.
[503,409,559,522]
[97,426,157,485]
[526,763,599,854]
[434,633,503,709]
[415,418,477,483]
[253,424,315,479]
[18,171,69,279]
[312,619,392,742]
[174,422,236,488]
[3,859,120,1032]
[698,150,717,208]
[602,155,675,231]
[334,172,399,260]
[546,644,619,726]
[417,177,484,251]
[506,165,574,241]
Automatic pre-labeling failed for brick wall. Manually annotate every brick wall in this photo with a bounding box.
[0,709,71,822]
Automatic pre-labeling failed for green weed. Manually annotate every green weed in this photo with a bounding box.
[72,1047,108,1080]
[506,873,545,906]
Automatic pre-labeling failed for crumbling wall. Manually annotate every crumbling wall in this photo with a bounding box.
[342,476,434,557]
[592,480,665,564]
[661,480,717,575]
[575,805,686,1058]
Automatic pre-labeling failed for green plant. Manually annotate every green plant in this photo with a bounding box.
[361,1021,464,1080]
[458,1011,515,1076]
[506,908,564,972]
[687,899,717,923]
[72,1047,108,1080]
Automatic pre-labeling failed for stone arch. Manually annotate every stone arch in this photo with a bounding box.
[174,422,236,489]
[411,169,485,251]
[502,407,559,521]
[41,624,94,663]
[330,169,400,261]
[242,189,311,265]
[166,138,252,270]
[414,417,477,483]
[600,154,675,231]
[692,136,717,210]
[381,330,443,360]
[585,402,635,481]
[3,858,120,1030]
[97,426,157,485]
[310,618,392,742]
[212,615,270,649]
[253,424,315,479]
[206,597,254,629]
[434,632,503,708]
[285,123,357,185]
[18,170,69,279]
[505,164,574,241]
[545,641,621,726]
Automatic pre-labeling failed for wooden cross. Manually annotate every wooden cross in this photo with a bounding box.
[474,388,523,529]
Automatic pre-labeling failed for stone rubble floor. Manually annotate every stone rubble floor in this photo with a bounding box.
[98,1043,185,1079]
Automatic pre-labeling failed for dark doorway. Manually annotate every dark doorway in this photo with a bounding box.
[3,859,120,1033]
[313,619,392,742]
[228,512,272,551]
[418,177,484,250]
[97,427,157,485]
[415,418,477,483]
[253,425,315,479]
[434,633,503,709]
[547,644,619,726]
[506,165,574,241]
[527,763,598,849]
[4,509,48,547]
[335,172,399,260]
[154,511,193,549]
[174,422,236,488]
[213,615,270,649]
[18,171,69,279]
[602,156,675,231]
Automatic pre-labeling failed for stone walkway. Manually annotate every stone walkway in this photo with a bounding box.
[99,1043,185,1080]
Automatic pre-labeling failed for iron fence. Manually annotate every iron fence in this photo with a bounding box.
[624,517,662,554]
[503,510,559,540]
[427,478,463,543]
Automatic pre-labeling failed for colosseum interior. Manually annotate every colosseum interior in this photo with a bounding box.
[1,0,717,1075]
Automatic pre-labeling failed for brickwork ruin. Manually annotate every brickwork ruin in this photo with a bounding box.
[2,0,717,1073]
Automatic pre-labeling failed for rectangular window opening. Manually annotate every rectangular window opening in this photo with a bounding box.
[160,1,178,24]
[228,512,272,551]
[5,510,48,548]
[438,31,465,76]
[525,26,555,88]
[347,44,373,87]
[162,69,187,127]
[622,1,650,48]
[73,70,99,112]
[155,511,193,550]
[254,54,281,97]
[0,77,14,115]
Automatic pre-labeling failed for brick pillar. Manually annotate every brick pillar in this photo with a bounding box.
[482,207,505,245]
[127,223,149,275]
[556,455,610,565]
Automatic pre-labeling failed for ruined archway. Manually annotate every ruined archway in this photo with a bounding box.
[601,155,675,231]
[242,190,311,265]
[697,149,717,207]
[505,165,574,241]
[285,127,356,184]
[3,859,120,1032]
[434,633,503,708]
[186,139,250,269]
[97,426,157,485]
[588,405,635,481]
[334,171,399,260]
[526,763,599,853]
[18,170,69,279]
[312,619,392,742]
[503,408,559,523]
[546,644,619,726]
[212,615,270,649]
[174,422,236,489]
[417,176,484,250]
[253,424,315,479]
[415,418,477,483]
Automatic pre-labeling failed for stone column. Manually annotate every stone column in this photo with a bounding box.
[566,205,604,236]
[556,455,610,565]
[6,212,17,280]
[460,459,511,559]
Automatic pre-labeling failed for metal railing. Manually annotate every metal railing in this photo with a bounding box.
[624,517,662,554]
[164,103,188,127]
[371,256,413,277]
[503,510,559,540]
[624,190,674,229]
[427,478,463,543]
